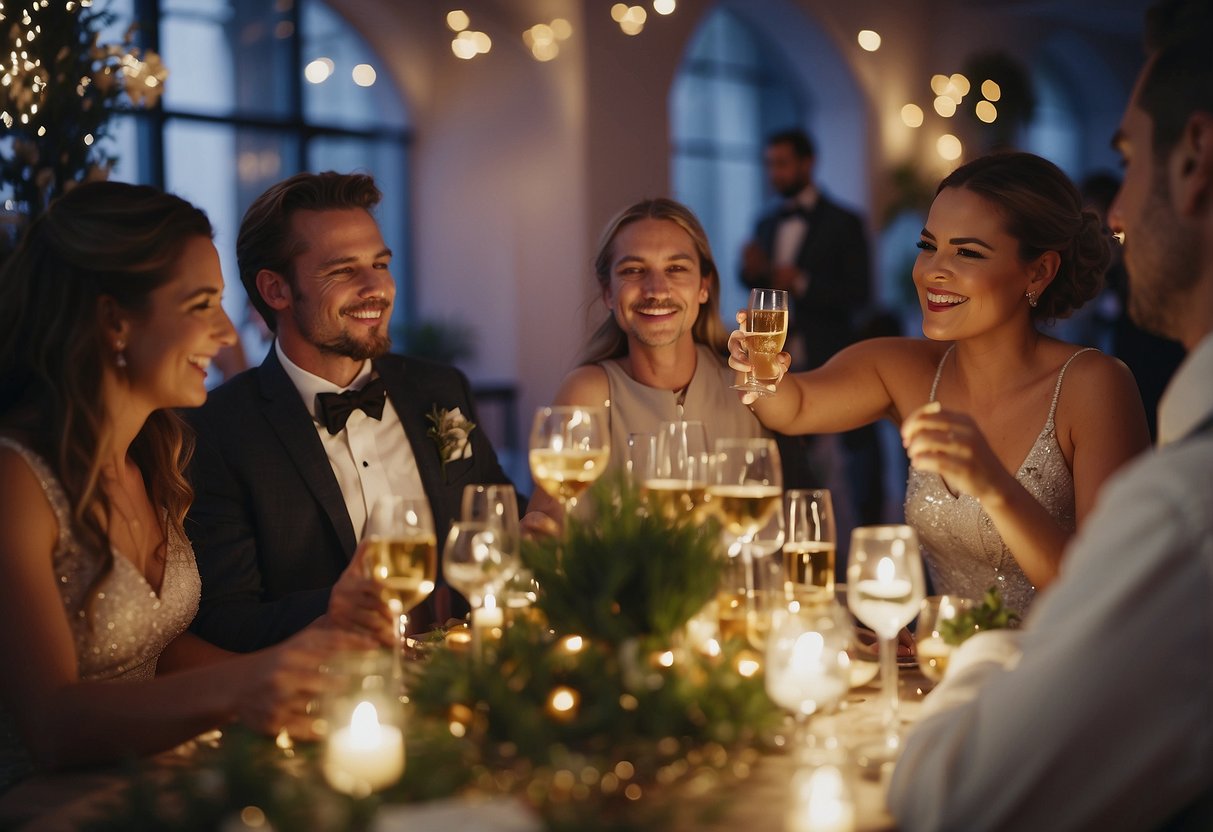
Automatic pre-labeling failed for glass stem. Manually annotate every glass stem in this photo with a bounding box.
[741,541,755,621]
[879,633,900,752]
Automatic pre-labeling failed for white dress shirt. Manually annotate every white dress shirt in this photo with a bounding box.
[276,341,428,541]
[772,184,818,269]
[888,333,1213,831]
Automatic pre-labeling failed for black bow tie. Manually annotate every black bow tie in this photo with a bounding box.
[315,377,387,435]
[777,203,810,221]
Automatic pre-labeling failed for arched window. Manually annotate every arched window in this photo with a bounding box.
[669,7,803,324]
[104,0,412,349]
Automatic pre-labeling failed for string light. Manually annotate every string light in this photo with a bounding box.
[857,29,881,51]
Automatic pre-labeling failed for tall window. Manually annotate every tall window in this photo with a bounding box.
[104,0,412,338]
[670,8,803,323]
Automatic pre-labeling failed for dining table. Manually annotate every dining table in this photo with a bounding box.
[0,659,932,832]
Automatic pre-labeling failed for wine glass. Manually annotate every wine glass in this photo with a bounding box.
[442,521,518,610]
[783,489,836,606]
[363,496,437,661]
[708,438,782,634]
[624,432,656,489]
[916,595,977,684]
[845,524,925,765]
[732,288,789,398]
[461,483,520,563]
[528,406,610,516]
[642,420,710,522]
[765,602,851,756]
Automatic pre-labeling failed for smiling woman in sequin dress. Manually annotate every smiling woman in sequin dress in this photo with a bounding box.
[731,153,1151,615]
[0,183,382,794]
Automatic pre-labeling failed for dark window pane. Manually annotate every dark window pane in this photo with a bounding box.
[162,0,295,118]
[301,0,408,130]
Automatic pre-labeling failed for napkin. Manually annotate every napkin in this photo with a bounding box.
[917,630,1024,721]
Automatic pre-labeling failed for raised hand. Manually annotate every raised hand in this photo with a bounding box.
[900,401,1015,505]
[727,310,791,405]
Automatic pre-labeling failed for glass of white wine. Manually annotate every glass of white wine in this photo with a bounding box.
[915,595,977,684]
[362,496,437,660]
[845,524,925,766]
[784,489,837,606]
[528,406,610,516]
[731,287,789,397]
[708,437,783,636]
[642,420,710,522]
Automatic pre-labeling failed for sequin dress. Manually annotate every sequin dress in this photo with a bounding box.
[0,439,200,792]
[904,347,1094,616]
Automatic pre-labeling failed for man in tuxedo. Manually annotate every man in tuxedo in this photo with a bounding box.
[741,128,871,372]
[185,171,514,652]
[742,128,883,530]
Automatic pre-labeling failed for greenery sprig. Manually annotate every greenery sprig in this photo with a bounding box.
[523,476,724,644]
[940,586,1021,646]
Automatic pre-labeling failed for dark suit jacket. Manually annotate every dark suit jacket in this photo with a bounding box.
[743,193,872,370]
[183,348,512,652]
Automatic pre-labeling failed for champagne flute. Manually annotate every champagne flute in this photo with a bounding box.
[443,521,518,610]
[708,438,783,634]
[783,489,837,606]
[461,483,520,563]
[363,496,437,661]
[528,406,610,516]
[624,432,656,490]
[642,420,710,522]
[845,524,925,765]
[732,288,789,397]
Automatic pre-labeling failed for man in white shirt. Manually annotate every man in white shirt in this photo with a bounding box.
[888,4,1213,829]
[185,172,516,651]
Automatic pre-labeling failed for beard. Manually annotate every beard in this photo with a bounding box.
[1126,171,1199,341]
[290,301,392,361]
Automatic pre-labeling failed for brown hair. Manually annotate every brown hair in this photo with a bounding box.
[0,182,211,600]
[580,198,730,365]
[937,152,1111,321]
[236,171,382,331]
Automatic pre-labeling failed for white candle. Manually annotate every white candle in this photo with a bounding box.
[323,700,404,795]
[787,764,856,832]
[473,593,505,631]
[855,559,912,600]
[768,632,848,715]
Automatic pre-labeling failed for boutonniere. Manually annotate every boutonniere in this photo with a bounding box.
[426,405,476,483]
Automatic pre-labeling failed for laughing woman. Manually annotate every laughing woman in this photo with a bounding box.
[0,183,375,795]
[731,152,1150,615]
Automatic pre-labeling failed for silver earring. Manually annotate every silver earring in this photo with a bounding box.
[1026,290,1038,308]
[115,341,127,369]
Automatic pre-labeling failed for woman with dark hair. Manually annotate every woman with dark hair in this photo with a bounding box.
[0,182,372,793]
[733,152,1151,614]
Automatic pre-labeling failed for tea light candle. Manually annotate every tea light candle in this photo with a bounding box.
[444,626,473,653]
[855,556,911,600]
[473,593,505,631]
[787,764,856,832]
[768,632,848,715]
[323,700,404,795]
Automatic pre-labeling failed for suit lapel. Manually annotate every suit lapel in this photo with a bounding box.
[258,348,358,556]
[376,357,452,534]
